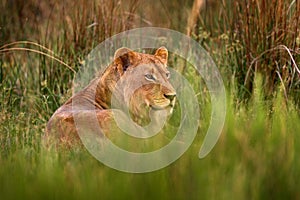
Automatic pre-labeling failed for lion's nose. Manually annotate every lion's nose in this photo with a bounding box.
[164,93,176,101]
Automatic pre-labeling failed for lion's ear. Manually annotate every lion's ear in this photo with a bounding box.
[155,46,168,65]
[114,47,136,72]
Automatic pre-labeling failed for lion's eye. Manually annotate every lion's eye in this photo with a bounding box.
[166,72,170,79]
[145,74,156,81]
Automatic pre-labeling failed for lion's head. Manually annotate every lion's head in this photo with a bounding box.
[108,47,176,124]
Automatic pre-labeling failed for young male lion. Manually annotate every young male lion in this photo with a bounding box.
[46,47,176,144]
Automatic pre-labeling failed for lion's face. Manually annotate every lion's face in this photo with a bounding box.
[127,62,176,118]
[113,47,176,122]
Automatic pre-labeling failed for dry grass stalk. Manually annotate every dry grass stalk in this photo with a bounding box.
[186,0,206,36]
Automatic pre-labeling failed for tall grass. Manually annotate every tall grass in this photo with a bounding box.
[192,0,300,104]
[1,80,300,199]
[1,0,300,199]
[0,0,140,153]
[0,0,140,111]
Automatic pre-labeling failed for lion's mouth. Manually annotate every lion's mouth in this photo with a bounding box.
[145,97,176,114]
[150,104,168,110]
[150,103,175,114]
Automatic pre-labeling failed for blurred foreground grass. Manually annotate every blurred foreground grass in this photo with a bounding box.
[1,0,300,199]
[0,80,299,199]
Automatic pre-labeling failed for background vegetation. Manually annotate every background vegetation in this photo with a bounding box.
[0,0,299,199]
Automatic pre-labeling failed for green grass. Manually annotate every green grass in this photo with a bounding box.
[195,0,300,102]
[1,0,300,199]
[1,77,300,199]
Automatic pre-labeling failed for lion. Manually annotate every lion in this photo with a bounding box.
[46,47,176,145]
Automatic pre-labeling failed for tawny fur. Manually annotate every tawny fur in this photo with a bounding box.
[46,47,176,144]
